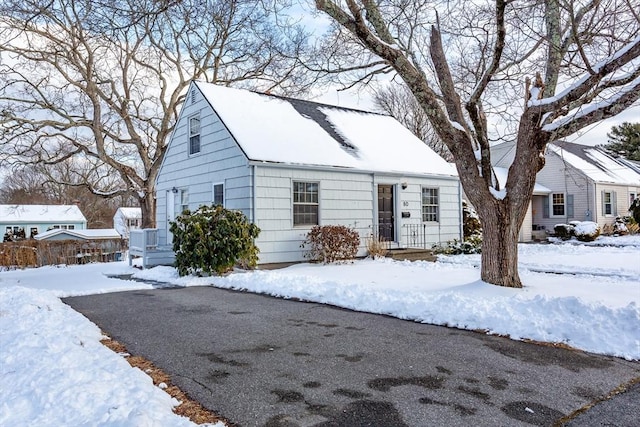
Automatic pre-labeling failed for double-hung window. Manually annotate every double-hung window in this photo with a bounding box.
[551,193,565,216]
[293,181,319,226]
[180,189,189,213]
[213,183,224,206]
[421,187,439,222]
[602,191,617,216]
[189,115,201,155]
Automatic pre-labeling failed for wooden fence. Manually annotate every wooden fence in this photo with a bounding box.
[0,239,127,270]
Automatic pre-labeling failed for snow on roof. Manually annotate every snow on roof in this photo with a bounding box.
[35,228,121,241]
[548,142,640,186]
[492,167,551,195]
[114,207,141,219]
[195,82,457,177]
[0,205,86,223]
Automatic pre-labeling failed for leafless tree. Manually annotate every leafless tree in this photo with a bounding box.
[0,0,311,228]
[0,162,134,227]
[315,0,640,287]
[373,82,451,160]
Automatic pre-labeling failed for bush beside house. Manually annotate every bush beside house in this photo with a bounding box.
[170,205,260,276]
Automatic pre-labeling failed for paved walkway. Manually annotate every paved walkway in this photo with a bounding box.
[64,286,640,427]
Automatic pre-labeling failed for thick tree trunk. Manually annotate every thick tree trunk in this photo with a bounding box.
[477,201,523,288]
[139,193,156,229]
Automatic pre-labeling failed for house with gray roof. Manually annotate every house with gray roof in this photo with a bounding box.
[491,141,640,236]
[154,81,462,264]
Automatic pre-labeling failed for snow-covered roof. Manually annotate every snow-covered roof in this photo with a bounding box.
[34,228,121,241]
[548,142,640,186]
[493,167,551,195]
[0,205,86,223]
[114,207,141,219]
[194,82,457,177]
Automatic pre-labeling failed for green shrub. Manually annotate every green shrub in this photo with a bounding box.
[170,205,260,276]
[301,225,360,263]
[432,235,482,255]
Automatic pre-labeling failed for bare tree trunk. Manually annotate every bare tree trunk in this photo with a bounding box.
[139,192,156,229]
[476,201,522,288]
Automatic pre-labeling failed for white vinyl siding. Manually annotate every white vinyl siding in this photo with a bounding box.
[155,88,252,246]
[253,166,460,264]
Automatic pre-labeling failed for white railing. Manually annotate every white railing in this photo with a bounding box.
[128,229,160,267]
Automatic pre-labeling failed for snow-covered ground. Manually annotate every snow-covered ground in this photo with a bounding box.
[1,236,639,426]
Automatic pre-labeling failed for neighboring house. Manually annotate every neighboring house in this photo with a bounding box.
[154,81,462,264]
[491,141,640,237]
[113,207,142,239]
[491,167,552,242]
[0,204,87,239]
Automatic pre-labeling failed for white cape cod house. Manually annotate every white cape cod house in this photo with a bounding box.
[152,81,462,265]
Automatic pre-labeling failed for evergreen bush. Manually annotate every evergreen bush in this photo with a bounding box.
[170,205,260,276]
[301,225,360,263]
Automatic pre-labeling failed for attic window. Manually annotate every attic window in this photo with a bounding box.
[189,115,201,155]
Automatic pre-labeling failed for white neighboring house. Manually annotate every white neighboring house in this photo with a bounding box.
[0,204,87,239]
[491,141,640,236]
[153,81,462,265]
[113,207,142,239]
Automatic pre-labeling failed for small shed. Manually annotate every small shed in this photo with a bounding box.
[0,204,87,239]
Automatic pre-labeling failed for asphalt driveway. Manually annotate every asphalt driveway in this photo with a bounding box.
[64,286,640,427]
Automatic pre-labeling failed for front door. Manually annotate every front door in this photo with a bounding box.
[378,185,394,241]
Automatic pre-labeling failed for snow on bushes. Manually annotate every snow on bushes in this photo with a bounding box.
[554,221,601,242]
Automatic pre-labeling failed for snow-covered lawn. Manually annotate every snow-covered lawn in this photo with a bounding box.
[1,236,639,426]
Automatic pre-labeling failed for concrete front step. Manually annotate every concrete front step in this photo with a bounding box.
[386,248,436,262]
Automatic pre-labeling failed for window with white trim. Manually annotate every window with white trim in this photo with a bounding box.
[189,115,201,155]
[603,191,613,215]
[421,187,439,222]
[213,183,224,206]
[630,192,637,206]
[551,193,565,216]
[293,181,319,226]
[52,224,75,230]
[180,189,189,213]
